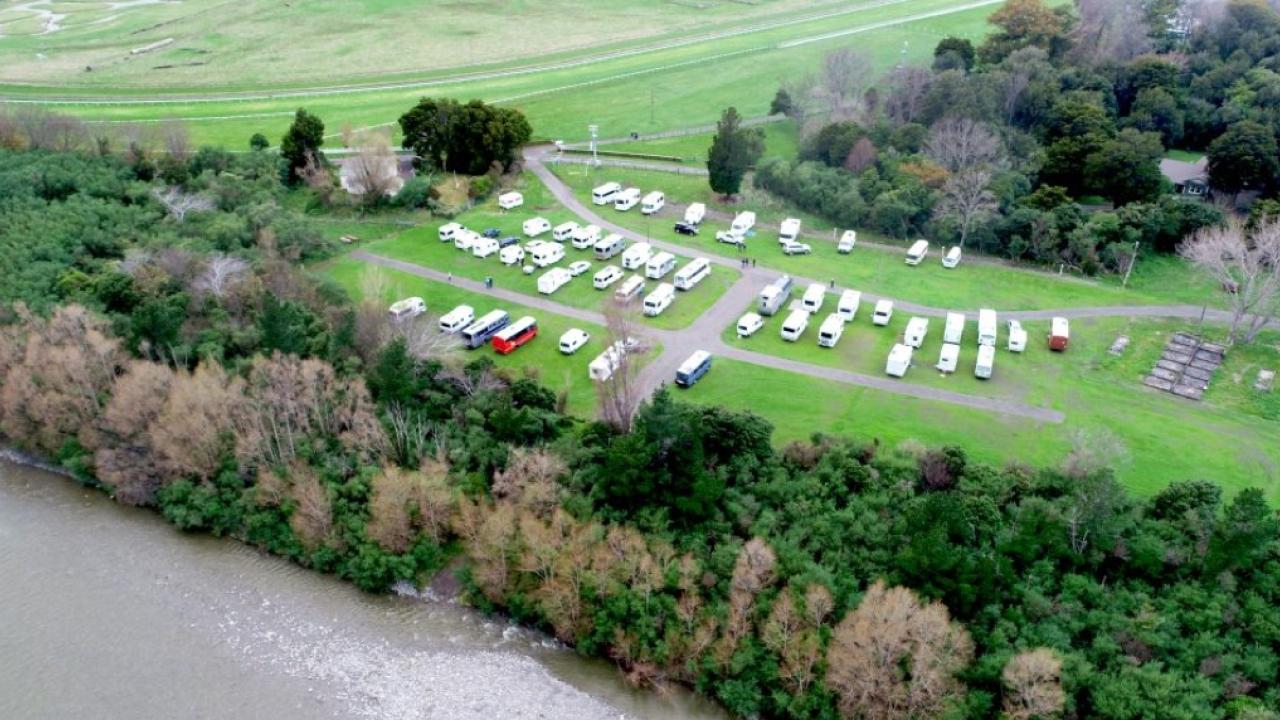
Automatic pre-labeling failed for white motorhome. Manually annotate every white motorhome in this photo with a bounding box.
[571,224,602,250]
[592,265,623,289]
[592,182,622,206]
[885,343,913,377]
[1007,320,1028,353]
[780,309,809,342]
[736,312,763,337]
[837,289,861,322]
[757,276,793,316]
[904,317,929,348]
[523,217,551,237]
[471,236,499,258]
[439,305,475,334]
[937,343,960,373]
[552,221,580,243]
[537,267,573,295]
[594,233,625,260]
[837,230,857,253]
[531,241,565,268]
[438,222,463,242]
[614,274,646,301]
[975,344,996,379]
[731,211,756,235]
[872,299,894,326]
[614,187,641,211]
[388,297,426,321]
[621,242,653,271]
[942,246,962,268]
[801,283,825,314]
[684,202,706,225]
[977,308,998,347]
[499,245,525,265]
[673,257,711,290]
[778,217,802,244]
[454,229,479,251]
[817,313,846,348]
[905,239,929,265]
[642,283,675,317]
[944,312,965,345]
[641,191,665,215]
[498,191,523,210]
[645,252,677,280]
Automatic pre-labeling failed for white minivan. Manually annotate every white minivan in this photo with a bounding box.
[642,283,675,317]
[593,265,623,289]
[439,305,475,334]
[905,239,929,265]
[523,217,551,237]
[641,191,665,215]
[780,309,809,342]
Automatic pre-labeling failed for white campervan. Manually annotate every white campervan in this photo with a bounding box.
[885,343,913,378]
[498,191,523,210]
[614,187,641,211]
[942,246,962,268]
[673,258,711,291]
[905,239,929,265]
[531,241,565,268]
[642,283,675,317]
[778,218,801,244]
[552,221,579,243]
[837,230,857,253]
[523,217,551,237]
[684,202,706,225]
[736,312,763,338]
[641,191,665,215]
[872,299,894,326]
[593,265,623,289]
[438,222,463,242]
[388,297,426,321]
[904,317,929,348]
[594,233,625,260]
[731,211,756,235]
[471,236,499,258]
[937,343,960,373]
[977,308,998,347]
[944,312,965,345]
[614,274,646,301]
[537,267,572,295]
[439,305,475,334]
[1007,320,1028,353]
[801,283,825,314]
[975,344,996,379]
[621,242,653,271]
[780,309,809,342]
[592,182,622,206]
[645,252,677,280]
[817,313,845,348]
[571,224,602,250]
[837,289,861,322]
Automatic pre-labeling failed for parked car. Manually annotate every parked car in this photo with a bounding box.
[782,241,812,255]
[716,230,745,247]
[674,221,699,236]
[482,228,501,239]
[558,328,590,355]
[568,260,591,276]
[498,236,520,248]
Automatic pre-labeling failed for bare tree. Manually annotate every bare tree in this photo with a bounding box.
[843,137,878,174]
[883,66,934,126]
[779,73,823,129]
[344,130,403,202]
[390,313,463,362]
[161,122,192,163]
[492,447,567,517]
[925,117,1004,173]
[935,168,999,248]
[152,186,214,223]
[437,363,507,398]
[1072,0,1153,65]
[819,48,875,122]
[299,152,336,206]
[0,105,23,149]
[595,300,652,433]
[1180,219,1280,344]
[192,254,251,299]
[1002,648,1065,720]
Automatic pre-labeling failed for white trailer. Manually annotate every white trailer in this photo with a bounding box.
[438,222,463,242]
[552,221,580,243]
[943,312,965,345]
[817,313,846,348]
[673,257,711,290]
[885,343,913,377]
[498,191,524,210]
[592,182,621,205]
[837,289,862,321]
[1050,317,1070,351]
[389,297,426,321]
[523,217,551,237]
[588,347,622,381]
[471,236,499,258]
[594,233,625,260]
[621,242,653,271]
[780,309,809,342]
[439,305,475,334]
[942,246,962,268]
[645,251,677,280]
[1007,320,1027,353]
[872,299,894,326]
[975,344,996,379]
[800,282,825,313]
[531,241,565,268]
[778,217,802,244]
[731,211,756,235]
[571,224,603,249]
[904,317,929,348]
[642,282,675,317]
[641,191,665,215]
[614,187,641,211]
[614,274,646,301]
[592,265,623,289]
[684,202,706,225]
[736,312,763,337]
[758,276,792,316]
[537,267,573,295]
[936,343,960,373]
[837,230,857,253]
[454,229,479,251]
[905,239,929,265]
[977,308,998,347]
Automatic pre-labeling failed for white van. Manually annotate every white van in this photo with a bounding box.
[498,191,523,210]
[780,309,809,342]
[614,274,646,302]
[942,246,962,268]
[731,211,756,235]
[439,305,475,334]
[977,308,998,347]
[684,202,706,225]
[801,283,825,314]
[673,257,711,291]
[944,312,965,345]
[388,297,426,321]
[645,252,677,280]
[1007,320,1028,353]
[537,267,572,295]
[885,343,913,378]
[621,242,653,271]
[642,283,675,317]
[975,344,996,379]
[471,236,499,258]
[594,233,625,260]
[904,317,929,348]
[818,313,845,348]
[872,299,894,326]
[523,217,551,237]
[641,191,665,215]
[937,343,960,373]
[592,182,621,206]
[837,230,857,253]
[499,244,525,265]
[905,239,929,265]
[438,222,463,242]
[593,265,623,289]
[531,241,566,268]
[837,289,861,322]
[553,221,580,243]
[571,224,603,250]
[614,187,641,211]
[779,218,801,244]
[454,229,479,251]
[736,312,763,338]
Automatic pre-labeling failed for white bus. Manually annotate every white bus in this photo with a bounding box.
[642,283,675,316]
[801,282,825,314]
[837,289,861,321]
[461,310,510,349]
[673,257,711,290]
[438,305,475,334]
[645,252,677,280]
[614,187,641,211]
[621,241,652,271]
[780,309,809,342]
[592,182,621,205]
[818,313,845,348]
[641,191,665,215]
[778,217,801,244]
[977,308,998,347]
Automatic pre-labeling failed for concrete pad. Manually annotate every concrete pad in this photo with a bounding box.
[1172,384,1205,400]
[1144,376,1174,391]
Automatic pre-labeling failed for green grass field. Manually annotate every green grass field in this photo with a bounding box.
[605,121,800,164]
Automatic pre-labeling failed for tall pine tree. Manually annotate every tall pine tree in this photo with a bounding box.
[706,107,763,199]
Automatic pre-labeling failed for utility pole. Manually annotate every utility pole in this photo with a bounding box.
[588,124,599,168]
[1122,240,1140,288]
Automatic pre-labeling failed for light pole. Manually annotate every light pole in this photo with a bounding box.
[1122,240,1140,288]
[588,124,600,168]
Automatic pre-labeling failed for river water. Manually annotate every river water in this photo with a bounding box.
[0,457,727,720]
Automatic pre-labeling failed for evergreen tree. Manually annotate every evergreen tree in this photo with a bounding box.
[279,109,325,183]
[707,107,764,198]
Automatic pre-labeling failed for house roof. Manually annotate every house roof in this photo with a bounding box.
[1159,157,1209,186]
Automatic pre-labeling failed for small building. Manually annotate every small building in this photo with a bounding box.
[1159,157,1210,197]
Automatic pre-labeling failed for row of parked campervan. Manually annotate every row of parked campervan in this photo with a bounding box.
[904,239,963,268]
[591,182,665,214]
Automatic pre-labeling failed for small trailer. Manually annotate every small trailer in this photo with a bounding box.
[801,282,826,313]
[571,224,603,249]
[522,217,551,237]
[937,343,960,373]
[872,299,894,326]
[531,242,565,268]
[438,222,463,242]
[1007,320,1028,353]
[471,236,499,258]
[552,221,580,243]
[778,218,802,244]
[977,308,998,347]
[1049,317,1070,351]
[641,190,665,215]
[642,283,676,317]
[684,202,706,225]
[758,276,793,316]
[837,230,857,253]
[621,242,653,271]
[498,191,524,210]
[975,344,996,379]
[537,267,573,295]
[905,239,929,265]
[944,312,965,345]
[885,343,913,378]
[614,187,641,211]
[904,317,929,349]
[731,211,756,235]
